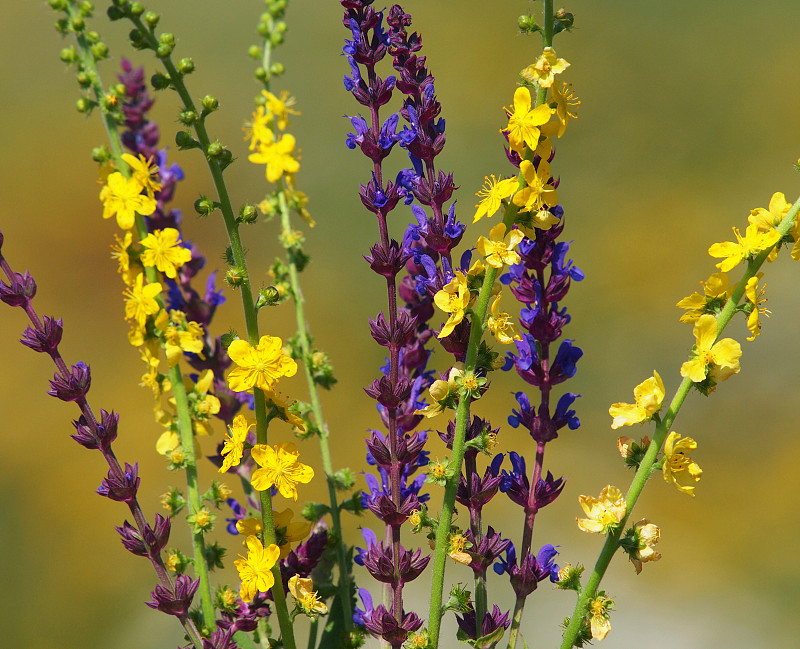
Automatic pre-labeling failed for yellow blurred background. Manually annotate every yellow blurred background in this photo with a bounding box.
[1,1,799,648]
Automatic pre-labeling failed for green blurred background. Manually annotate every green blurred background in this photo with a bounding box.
[2,1,799,648]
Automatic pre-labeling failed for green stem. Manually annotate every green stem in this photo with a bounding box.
[559,197,800,649]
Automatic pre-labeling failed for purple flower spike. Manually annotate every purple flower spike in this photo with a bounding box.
[97,462,140,502]
[146,574,199,618]
[47,361,91,402]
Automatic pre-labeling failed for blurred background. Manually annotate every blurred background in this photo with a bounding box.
[2,1,799,648]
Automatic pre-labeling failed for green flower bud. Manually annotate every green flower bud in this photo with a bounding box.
[177,57,194,74]
[59,47,77,64]
[207,141,224,158]
[99,94,118,112]
[333,468,356,491]
[129,2,145,18]
[270,0,287,17]
[225,267,247,287]
[70,15,85,31]
[254,66,268,82]
[193,195,217,217]
[247,45,261,59]
[76,97,92,113]
[274,21,287,34]
[156,43,173,59]
[85,31,100,44]
[518,14,539,33]
[256,22,270,37]
[54,18,69,35]
[150,72,171,90]
[128,28,148,50]
[106,5,124,21]
[48,0,67,10]
[178,110,198,125]
[553,9,575,35]
[76,71,92,88]
[201,95,219,112]
[239,204,257,224]
[90,42,109,61]
[255,286,281,310]
[91,145,111,163]
[176,130,200,150]
[158,32,175,47]
[143,11,160,28]
[112,83,126,97]
[78,1,94,15]
[270,31,284,47]
[269,62,285,77]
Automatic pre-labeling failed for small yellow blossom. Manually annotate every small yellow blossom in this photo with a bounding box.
[448,533,472,565]
[110,231,139,286]
[251,441,314,501]
[473,175,518,223]
[273,508,311,558]
[588,595,613,641]
[429,459,449,481]
[433,271,471,339]
[662,431,702,496]
[219,414,255,473]
[415,368,460,417]
[407,631,429,649]
[501,86,553,153]
[748,191,791,233]
[140,228,193,279]
[236,518,263,539]
[155,309,205,367]
[408,509,422,527]
[549,82,580,137]
[679,314,741,383]
[577,485,626,534]
[265,390,307,434]
[234,535,280,602]
[629,519,661,574]
[218,587,238,610]
[487,294,522,345]
[676,272,731,324]
[744,274,769,341]
[288,575,328,616]
[521,47,570,89]
[476,223,524,269]
[123,272,162,327]
[122,152,162,198]
[227,335,298,393]
[608,371,665,429]
[617,435,650,460]
[169,447,185,465]
[708,224,781,272]
[165,552,180,572]
[248,132,301,182]
[513,159,559,215]
[262,89,298,131]
[100,171,157,230]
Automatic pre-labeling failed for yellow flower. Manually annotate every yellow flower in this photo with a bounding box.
[487,294,522,345]
[501,86,553,153]
[156,309,205,367]
[262,89,298,131]
[629,519,661,574]
[248,132,301,182]
[473,175,518,223]
[662,431,702,496]
[234,535,280,602]
[744,274,769,341]
[265,390,306,435]
[512,159,559,216]
[288,575,328,616]
[588,595,613,641]
[273,508,311,558]
[748,191,791,232]
[549,81,580,137]
[227,335,298,393]
[679,314,741,383]
[708,224,781,272]
[140,228,193,279]
[251,441,314,501]
[123,272,162,327]
[447,533,472,565]
[616,435,649,460]
[100,171,157,230]
[121,152,162,198]
[476,223,524,269]
[577,485,626,534]
[433,271,471,339]
[521,47,570,89]
[219,414,255,473]
[676,272,731,324]
[608,371,665,429]
[415,368,460,418]
[110,231,139,286]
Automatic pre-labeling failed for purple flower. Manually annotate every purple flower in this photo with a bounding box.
[20,315,62,355]
[47,361,91,402]
[146,574,199,618]
[0,270,36,307]
[97,462,140,502]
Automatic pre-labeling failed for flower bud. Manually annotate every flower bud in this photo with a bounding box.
[90,42,109,60]
[175,130,199,150]
[48,0,67,10]
[143,11,160,28]
[177,57,194,74]
[106,5,124,20]
[69,15,85,32]
[150,72,171,90]
[270,62,285,77]
[59,46,77,64]
[129,2,145,17]
[239,204,257,224]
[225,267,247,287]
[76,97,92,113]
[78,1,93,15]
[76,71,92,88]
[247,44,261,59]
[201,94,219,112]
[193,196,217,217]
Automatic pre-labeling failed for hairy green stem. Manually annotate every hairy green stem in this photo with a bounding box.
[560,197,800,648]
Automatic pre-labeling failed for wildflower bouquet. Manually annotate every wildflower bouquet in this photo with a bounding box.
[2,2,799,649]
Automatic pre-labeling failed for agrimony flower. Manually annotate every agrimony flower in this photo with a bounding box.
[251,441,314,501]
[676,272,731,324]
[122,152,162,198]
[577,485,626,534]
[662,431,702,496]
[248,132,300,182]
[708,224,781,272]
[234,535,280,602]
[550,82,580,137]
[487,294,522,345]
[476,223,524,269]
[100,171,157,230]
[289,575,328,616]
[473,175,518,223]
[679,314,741,383]
[588,595,613,641]
[219,414,255,473]
[512,159,559,216]
[628,519,661,574]
[140,228,193,279]
[227,335,298,393]
[501,86,552,153]
[608,370,665,429]
[744,273,769,341]
[748,191,791,232]
[521,47,570,89]
[433,271,471,338]
[123,272,162,327]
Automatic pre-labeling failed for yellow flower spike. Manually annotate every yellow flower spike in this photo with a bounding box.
[662,431,702,496]
[521,47,570,89]
[473,175,518,223]
[629,519,662,574]
[588,596,613,641]
[608,371,665,429]
[679,314,741,383]
[234,535,280,602]
[219,414,256,473]
[476,223,524,269]
[288,575,328,616]
[708,223,781,272]
[226,335,298,393]
[121,152,162,198]
[744,274,769,341]
[123,272,162,327]
[251,441,314,501]
[100,171,157,230]
[676,272,731,324]
[433,271,471,339]
[487,294,522,345]
[501,86,553,153]
[577,485,626,534]
[512,159,559,217]
[140,228,193,279]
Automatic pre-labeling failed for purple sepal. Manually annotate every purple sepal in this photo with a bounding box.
[146,574,199,618]
[97,462,140,502]
[47,361,91,402]
[116,514,171,557]
[455,605,510,648]
[20,316,63,355]
[0,270,36,307]
[71,409,119,451]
